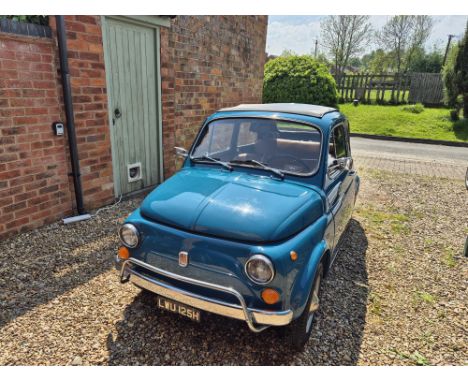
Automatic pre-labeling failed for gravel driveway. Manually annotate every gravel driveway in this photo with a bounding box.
[0,167,466,365]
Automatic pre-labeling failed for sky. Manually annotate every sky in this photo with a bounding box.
[266,15,468,56]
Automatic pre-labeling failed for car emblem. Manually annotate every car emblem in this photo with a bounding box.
[178,251,189,267]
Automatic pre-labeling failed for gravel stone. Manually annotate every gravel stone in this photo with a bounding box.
[71,356,82,366]
[0,167,466,365]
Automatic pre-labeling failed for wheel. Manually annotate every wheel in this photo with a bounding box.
[465,167,468,190]
[283,262,324,351]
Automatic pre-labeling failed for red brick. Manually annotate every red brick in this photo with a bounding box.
[0,153,18,163]
[13,116,39,125]
[9,175,35,187]
[25,179,47,192]
[38,184,59,195]
[5,216,30,230]
[14,190,37,203]
[14,205,39,218]
[0,49,15,59]
[0,170,21,180]
[3,200,27,213]
[0,196,13,208]
[28,194,50,207]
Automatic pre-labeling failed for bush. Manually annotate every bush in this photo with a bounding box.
[402,103,425,114]
[263,55,338,106]
[454,21,468,118]
[443,44,460,108]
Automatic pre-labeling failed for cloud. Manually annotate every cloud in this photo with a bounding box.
[266,15,468,55]
[266,18,322,56]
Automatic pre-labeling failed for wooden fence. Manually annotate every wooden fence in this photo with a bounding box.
[333,73,445,106]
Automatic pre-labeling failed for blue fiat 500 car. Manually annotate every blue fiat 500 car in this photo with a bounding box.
[116,103,360,349]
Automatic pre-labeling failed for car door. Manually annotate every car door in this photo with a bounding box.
[325,122,356,256]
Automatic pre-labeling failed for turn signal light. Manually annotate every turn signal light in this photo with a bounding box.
[118,246,130,260]
[290,251,298,261]
[261,288,280,305]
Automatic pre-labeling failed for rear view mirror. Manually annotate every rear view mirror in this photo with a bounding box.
[175,147,188,158]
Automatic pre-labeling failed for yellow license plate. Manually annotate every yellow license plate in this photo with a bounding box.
[157,296,201,322]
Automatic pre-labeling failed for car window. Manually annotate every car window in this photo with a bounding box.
[335,127,347,158]
[237,122,258,146]
[329,125,348,161]
[195,121,235,154]
[191,118,322,175]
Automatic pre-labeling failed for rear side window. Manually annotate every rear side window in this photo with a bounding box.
[329,125,348,160]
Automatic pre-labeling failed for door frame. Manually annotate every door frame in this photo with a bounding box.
[101,15,166,197]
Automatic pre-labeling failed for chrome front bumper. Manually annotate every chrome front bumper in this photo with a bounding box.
[117,257,293,332]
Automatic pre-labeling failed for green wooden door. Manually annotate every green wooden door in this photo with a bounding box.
[103,17,161,196]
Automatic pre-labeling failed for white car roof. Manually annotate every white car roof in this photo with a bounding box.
[219,103,338,118]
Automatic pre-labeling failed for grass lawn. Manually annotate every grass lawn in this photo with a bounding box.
[339,103,468,143]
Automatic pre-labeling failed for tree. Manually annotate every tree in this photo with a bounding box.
[405,16,434,71]
[367,49,395,73]
[378,15,433,73]
[280,49,296,57]
[320,15,373,76]
[442,43,460,110]
[454,21,468,118]
[315,53,332,69]
[407,46,443,73]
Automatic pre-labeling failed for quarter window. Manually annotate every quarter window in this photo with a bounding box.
[329,125,348,161]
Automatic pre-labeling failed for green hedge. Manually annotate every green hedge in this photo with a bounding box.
[263,55,338,107]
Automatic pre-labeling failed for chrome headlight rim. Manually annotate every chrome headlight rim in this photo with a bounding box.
[119,223,140,248]
[244,254,275,285]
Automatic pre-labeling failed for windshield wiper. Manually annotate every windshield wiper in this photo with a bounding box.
[229,159,284,179]
[191,155,233,171]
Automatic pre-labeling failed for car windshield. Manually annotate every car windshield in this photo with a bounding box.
[191,117,321,175]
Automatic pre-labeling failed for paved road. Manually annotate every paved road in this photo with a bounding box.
[351,137,468,165]
[351,137,467,179]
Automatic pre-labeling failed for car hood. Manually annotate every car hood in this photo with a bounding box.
[140,168,324,243]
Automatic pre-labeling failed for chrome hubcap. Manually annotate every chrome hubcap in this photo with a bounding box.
[306,271,321,333]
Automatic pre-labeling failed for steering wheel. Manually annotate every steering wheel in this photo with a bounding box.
[266,154,310,173]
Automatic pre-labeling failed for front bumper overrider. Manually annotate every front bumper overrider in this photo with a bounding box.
[116,256,293,332]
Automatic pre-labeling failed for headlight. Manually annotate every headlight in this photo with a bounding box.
[245,254,275,284]
[119,223,140,248]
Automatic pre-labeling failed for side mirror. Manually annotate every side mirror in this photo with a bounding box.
[174,146,188,158]
[327,159,340,177]
[328,157,352,177]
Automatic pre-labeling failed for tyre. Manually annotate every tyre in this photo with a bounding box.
[283,262,324,351]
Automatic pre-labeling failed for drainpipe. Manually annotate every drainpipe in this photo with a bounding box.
[55,15,86,215]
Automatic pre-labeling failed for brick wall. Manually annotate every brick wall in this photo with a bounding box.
[0,16,113,239]
[0,32,72,237]
[160,16,268,177]
[0,15,267,238]
[50,16,114,209]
